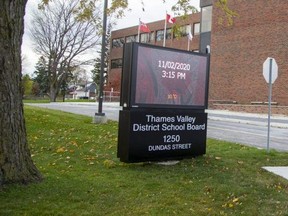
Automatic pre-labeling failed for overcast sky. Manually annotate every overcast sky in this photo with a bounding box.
[22,0,200,76]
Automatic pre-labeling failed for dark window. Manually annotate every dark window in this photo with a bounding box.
[111,59,123,69]
[156,29,171,41]
[179,25,192,37]
[125,35,138,43]
[112,38,125,48]
[150,32,155,42]
[140,32,155,43]
[166,28,172,40]
[140,33,149,43]
[156,30,164,41]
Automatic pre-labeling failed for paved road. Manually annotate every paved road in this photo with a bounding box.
[26,102,288,152]
[207,109,288,151]
[27,102,121,121]
[208,118,288,151]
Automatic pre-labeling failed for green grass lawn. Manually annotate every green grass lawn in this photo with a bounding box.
[1,106,288,215]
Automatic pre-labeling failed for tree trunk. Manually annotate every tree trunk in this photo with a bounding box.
[49,83,58,102]
[0,0,42,185]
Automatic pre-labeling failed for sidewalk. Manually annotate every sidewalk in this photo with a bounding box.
[206,109,288,128]
[37,102,288,128]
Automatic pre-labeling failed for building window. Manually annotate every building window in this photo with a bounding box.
[179,25,192,37]
[111,59,123,69]
[156,30,164,41]
[140,32,155,43]
[166,28,172,40]
[201,6,212,33]
[193,23,200,35]
[125,35,138,43]
[112,37,124,48]
[150,32,155,42]
[156,29,171,41]
[140,33,149,43]
[173,25,193,38]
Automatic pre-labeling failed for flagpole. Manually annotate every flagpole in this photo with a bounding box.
[138,18,141,42]
[187,31,193,51]
[163,11,167,47]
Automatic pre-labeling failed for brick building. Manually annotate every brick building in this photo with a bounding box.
[208,0,288,114]
[108,13,201,91]
[108,0,288,114]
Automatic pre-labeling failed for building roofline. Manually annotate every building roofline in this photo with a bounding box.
[111,12,201,35]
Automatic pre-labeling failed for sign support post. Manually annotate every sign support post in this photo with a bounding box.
[263,57,278,153]
[267,58,273,153]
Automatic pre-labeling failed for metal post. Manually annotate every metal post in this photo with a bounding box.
[267,58,273,153]
[96,0,108,116]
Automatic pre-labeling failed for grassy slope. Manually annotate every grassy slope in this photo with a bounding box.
[0,106,288,216]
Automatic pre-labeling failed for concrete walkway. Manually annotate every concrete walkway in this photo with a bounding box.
[263,167,288,181]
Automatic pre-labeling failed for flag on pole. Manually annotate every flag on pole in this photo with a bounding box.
[163,13,176,47]
[187,30,193,51]
[138,19,150,42]
[188,31,193,41]
[166,14,176,24]
[139,21,150,33]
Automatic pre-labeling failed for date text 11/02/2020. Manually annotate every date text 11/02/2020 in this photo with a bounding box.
[158,60,190,80]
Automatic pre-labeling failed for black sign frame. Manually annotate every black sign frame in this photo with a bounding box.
[118,109,207,163]
[120,42,210,110]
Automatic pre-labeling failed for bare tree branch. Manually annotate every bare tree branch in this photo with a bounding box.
[30,0,102,101]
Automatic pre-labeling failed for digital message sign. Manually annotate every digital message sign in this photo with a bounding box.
[118,43,210,163]
[121,42,210,109]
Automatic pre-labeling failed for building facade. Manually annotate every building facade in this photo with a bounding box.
[108,0,288,114]
[207,0,288,114]
[108,13,201,92]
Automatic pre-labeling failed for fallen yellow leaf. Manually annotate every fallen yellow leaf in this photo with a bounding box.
[56,147,65,153]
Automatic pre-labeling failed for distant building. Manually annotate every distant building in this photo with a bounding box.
[68,82,97,99]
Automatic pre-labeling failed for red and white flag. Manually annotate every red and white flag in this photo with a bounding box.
[166,14,176,24]
[139,21,150,33]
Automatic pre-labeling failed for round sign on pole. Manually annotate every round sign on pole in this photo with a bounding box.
[263,57,278,84]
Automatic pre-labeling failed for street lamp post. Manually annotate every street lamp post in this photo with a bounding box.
[94,0,108,123]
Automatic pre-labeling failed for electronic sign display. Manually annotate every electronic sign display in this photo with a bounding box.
[121,42,210,109]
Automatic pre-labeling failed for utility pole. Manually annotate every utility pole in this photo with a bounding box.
[94,0,108,123]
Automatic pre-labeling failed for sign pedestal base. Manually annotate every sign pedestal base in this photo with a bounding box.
[117,109,207,163]
[93,113,107,124]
